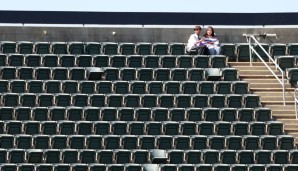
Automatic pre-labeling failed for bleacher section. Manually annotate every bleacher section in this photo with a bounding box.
[0,41,297,171]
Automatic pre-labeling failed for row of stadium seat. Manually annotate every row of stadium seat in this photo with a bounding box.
[0,93,260,108]
[1,41,298,57]
[0,54,228,68]
[1,163,298,171]
[0,80,249,94]
[0,106,270,122]
[0,133,291,150]
[1,148,298,165]
[0,120,281,136]
[0,67,238,81]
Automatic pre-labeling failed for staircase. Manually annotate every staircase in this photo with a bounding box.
[229,62,298,144]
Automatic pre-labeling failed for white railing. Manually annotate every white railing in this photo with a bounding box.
[243,34,286,106]
[295,88,298,120]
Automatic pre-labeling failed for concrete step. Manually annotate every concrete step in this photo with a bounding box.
[229,62,275,66]
[243,78,285,83]
[265,105,297,110]
[272,110,296,114]
[273,115,296,119]
[238,70,282,75]
[254,91,295,97]
[231,66,278,71]
[260,96,294,101]
[250,88,295,91]
[249,83,292,89]
[276,119,298,123]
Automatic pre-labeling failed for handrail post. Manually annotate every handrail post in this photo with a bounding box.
[249,36,252,67]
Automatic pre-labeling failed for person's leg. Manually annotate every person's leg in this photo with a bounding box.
[208,47,216,55]
[215,46,221,55]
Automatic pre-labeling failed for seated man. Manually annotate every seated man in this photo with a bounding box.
[186,25,209,55]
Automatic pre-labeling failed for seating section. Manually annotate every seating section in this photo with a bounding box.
[0,40,296,171]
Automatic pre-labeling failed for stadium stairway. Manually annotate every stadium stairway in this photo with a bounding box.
[229,61,298,144]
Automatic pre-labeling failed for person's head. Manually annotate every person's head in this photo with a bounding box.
[204,26,215,37]
[193,25,202,35]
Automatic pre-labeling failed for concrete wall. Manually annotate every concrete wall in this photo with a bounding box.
[0,26,298,43]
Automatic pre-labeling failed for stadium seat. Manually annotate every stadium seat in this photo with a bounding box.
[10,79,26,93]
[170,43,185,55]
[226,135,242,150]
[221,149,237,164]
[238,108,254,121]
[220,43,236,61]
[191,135,208,150]
[69,42,84,54]
[148,81,163,94]
[155,68,170,81]
[98,150,114,163]
[127,55,143,68]
[215,81,231,94]
[27,149,43,163]
[198,121,214,135]
[238,150,254,164]
[144,55,160,68]
[58,120,76,135]
[186,107,203,122]
[164,81,179,94]
[0,54,7,66]
[44,149,60,163]
[185,150,201,164]
[260,135,277,150]
[243,94,260,108]
[194,55,209,68]
[236,43,250,61]
[136,43,152,55]
[210,55,227,68]
[18,67,33,79]
[80,149,96,163]
[17,41,33,54]
[8,54,24,66]
[182,81,198,94]
[115,149,131,164]
[203,108,220,121]
[250,121,266,135]
[119,43,135,55]
[41,121,57,135]
[255,150,271,164]
[0,134,15,148]
[168,150,184,164]
[181,121,197,135]
[273,150,289,164]
[76,55,92,67]
[1,66,17,79]
[0,107,15,120]
[85,42,101,54]
[254,43,269,61]
[94,55,109,67]
[163,121,180,135]
[221,108,237,121]
[101,107,118,121]
[33,134,50,149]
[288,43,298,55]
[103,42,118,55]
[122,135,138,149]
[8,149,25,163]
[278,135,295,150]
[77,121,93,135]
[142,95,157,108]
[86,135,103,149]
[61,149,78,163]
[202,149,219,164]
[233,121,249,135]
[34,42,50,54]
[267,121,283,135]
[209,94,226,108]
[24,121,40,134]
[1,41,16,53]
[177,55,193,68]
[69,135,85,149]
[15,106,31,120]
[52,42,68,54]
[276,55,295,70]
[153,43,168,55]
[118,107,134,121]
[215,121,232,135]
[243,135,260,150]
[111,55,127,67]
[111,121,127,135]
[146,122,162,135]
[0,80,9,93]
[199,81,214,94]
[120,68,136,81]
[232,81,249,94]
[270,43,286,57]
[209,135,226,149]
[51,135,68,148]
[188,68,205,81]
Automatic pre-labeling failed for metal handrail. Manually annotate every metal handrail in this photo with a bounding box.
[244,34,286,106]
[295,88,298,120]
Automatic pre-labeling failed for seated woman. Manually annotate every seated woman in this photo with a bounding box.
[202,26,220,55]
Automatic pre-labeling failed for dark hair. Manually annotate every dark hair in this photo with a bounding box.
[204,26,215,37]
[193,25,202,31]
